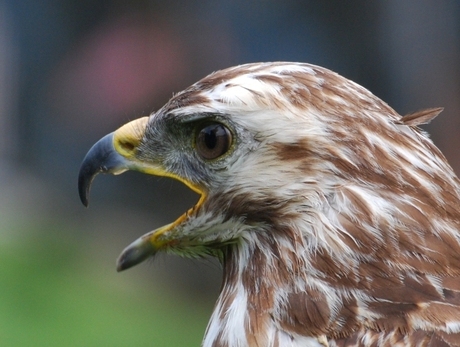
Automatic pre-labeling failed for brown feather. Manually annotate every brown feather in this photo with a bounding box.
[398,107,444,126]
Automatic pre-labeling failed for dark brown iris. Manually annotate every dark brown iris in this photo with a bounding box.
[195,123,232,160]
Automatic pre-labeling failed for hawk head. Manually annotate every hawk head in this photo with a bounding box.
[79,62,460,346]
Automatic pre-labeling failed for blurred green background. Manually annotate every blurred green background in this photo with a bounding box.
[0,171,217,346]
[1,1,459,346]
[0,227,212,346]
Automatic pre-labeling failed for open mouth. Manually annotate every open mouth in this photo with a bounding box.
[115,188,207,271]
[78,125,207,271]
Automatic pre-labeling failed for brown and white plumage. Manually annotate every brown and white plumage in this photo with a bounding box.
[78,62,460,346]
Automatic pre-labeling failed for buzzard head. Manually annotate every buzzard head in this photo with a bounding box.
[78,62,460,346]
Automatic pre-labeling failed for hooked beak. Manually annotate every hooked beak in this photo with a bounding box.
[78,132,127,207]
[78,117,158,271]
[78,116,206,271]
[78,117,149,207]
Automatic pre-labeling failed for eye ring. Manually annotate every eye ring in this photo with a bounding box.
[195,123,232,160]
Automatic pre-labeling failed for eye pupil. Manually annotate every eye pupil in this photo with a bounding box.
[196,123,232,160]
[204,129,218,149]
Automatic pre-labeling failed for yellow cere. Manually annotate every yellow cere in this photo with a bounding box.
[113,117,149,158]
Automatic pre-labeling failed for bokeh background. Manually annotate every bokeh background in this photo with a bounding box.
[1,1,459,346]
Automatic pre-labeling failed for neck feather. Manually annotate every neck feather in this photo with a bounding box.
[203,230,326,347]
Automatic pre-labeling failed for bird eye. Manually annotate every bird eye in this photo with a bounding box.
[195,123,232,160]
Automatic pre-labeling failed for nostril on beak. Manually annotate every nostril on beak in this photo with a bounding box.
[119,140,136,153]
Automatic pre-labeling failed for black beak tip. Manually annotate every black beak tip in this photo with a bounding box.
[116,252,137,272]
[116,238,154,272]
[77,133,118,208]
[78,175,89,207]
[116,259,128,272]
[79,191,89,207]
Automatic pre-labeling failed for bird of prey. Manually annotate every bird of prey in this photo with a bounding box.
[78,62,460,346]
